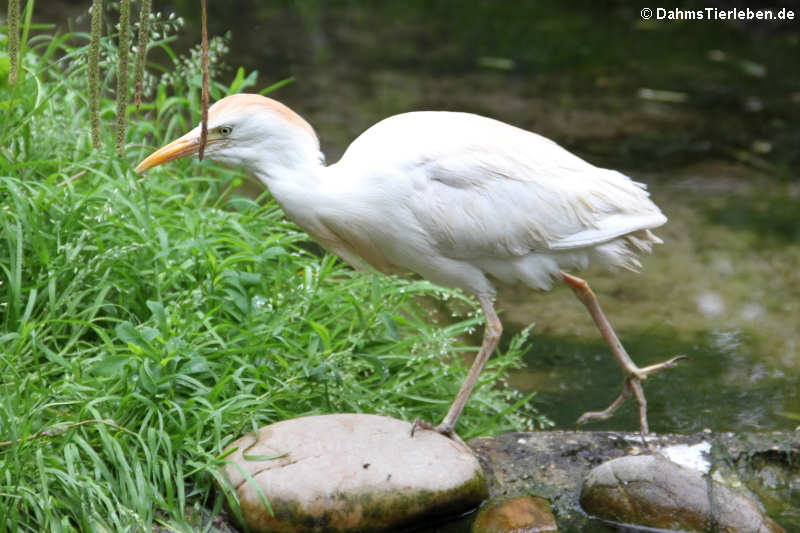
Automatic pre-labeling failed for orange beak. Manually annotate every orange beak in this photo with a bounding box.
[135,131,201,173]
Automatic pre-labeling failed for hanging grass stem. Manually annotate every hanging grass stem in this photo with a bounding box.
[199,0,210,160]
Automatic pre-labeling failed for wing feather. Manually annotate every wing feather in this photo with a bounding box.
[337,111,666,262]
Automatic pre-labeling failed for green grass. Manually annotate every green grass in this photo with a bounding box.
[0,16,545,533]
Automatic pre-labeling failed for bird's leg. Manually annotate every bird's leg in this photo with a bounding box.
[560,272,687,439]
[411,294,501,440]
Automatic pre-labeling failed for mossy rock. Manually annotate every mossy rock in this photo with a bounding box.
[220,414,487,532]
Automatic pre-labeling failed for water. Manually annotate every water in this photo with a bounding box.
[514,327,797,435]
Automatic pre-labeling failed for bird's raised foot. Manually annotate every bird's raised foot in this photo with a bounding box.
[576,354,689,445]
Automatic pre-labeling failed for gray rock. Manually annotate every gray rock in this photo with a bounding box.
[717,431,800,524]
[220,414,487,532]
[580,454,784,532]
[468,431,797,531]
[469,430,658,528]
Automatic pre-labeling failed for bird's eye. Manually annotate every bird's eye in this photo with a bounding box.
[217,126,233,136]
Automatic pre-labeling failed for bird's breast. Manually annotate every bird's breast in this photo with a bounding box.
[300,213,403,275]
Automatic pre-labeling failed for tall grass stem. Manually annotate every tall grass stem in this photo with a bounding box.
[7,0,20,85]
[133,0,152,110]
[115,0,131,155]
[89,0,103,148]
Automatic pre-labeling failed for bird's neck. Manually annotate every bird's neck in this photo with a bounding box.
[251,157,326,192]
[248,144,331,229]
[247,136,326,188]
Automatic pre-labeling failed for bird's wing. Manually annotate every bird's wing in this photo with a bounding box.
[367,112,667,260]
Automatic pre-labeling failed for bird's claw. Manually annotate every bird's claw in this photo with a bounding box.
[639,354,689,377]
[410,418,462,439]
[410,418,436,437]
[576,410,608,426]
[665,354,690,366]
[411,418,469,449]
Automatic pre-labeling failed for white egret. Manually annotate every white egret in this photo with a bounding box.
[136,93,686,439]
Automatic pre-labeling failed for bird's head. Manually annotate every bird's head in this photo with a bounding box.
[135,93,322,178]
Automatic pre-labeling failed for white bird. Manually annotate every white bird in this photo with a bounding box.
[136,93,686,439]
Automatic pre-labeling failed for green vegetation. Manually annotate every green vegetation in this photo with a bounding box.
[0,14,544,532]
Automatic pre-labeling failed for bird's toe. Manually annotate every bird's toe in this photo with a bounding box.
[409,418,435,437]
[410,419,461,443]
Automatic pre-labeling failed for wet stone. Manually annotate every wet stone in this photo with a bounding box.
[220,414,487,533]
[580,454,784,532]
[471,495,558,533]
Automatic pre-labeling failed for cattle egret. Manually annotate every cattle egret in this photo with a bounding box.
[136,93,686,440]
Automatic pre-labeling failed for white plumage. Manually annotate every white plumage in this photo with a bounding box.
[137,93,685,440]
[331,111,666,291]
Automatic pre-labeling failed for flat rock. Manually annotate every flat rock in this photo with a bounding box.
[580,454,784,532]
[220,414,487,532]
